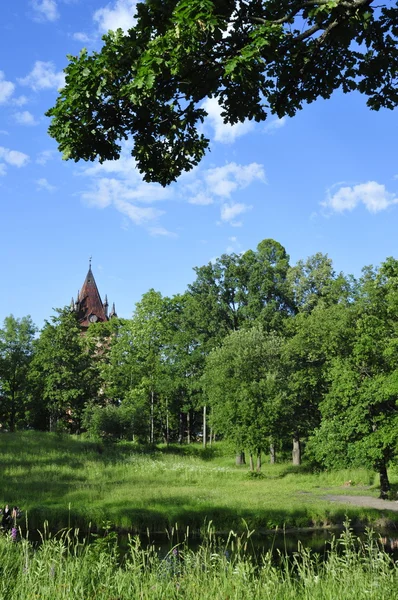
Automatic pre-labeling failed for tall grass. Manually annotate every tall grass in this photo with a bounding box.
[0,432,397,532]
[0,525,396,599]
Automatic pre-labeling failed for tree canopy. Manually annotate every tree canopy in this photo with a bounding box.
[47,0,398,184]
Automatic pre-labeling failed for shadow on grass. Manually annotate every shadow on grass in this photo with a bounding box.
[22,495,398,536]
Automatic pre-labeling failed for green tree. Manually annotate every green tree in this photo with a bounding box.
[82,401,134,442]
[0,315,36,431]
[284,301,352,464]
[188,239,292,345]
[287,252,352,313]
[241,238,293,330]
[188,251,248,346]
[30,308,99,432]
[308,259,398,497]
[186,239,293,446]
[47,0,398,184]
[283,254,354,463]
[203,327,287,470]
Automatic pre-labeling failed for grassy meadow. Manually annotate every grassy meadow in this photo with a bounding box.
[1,432,397,533]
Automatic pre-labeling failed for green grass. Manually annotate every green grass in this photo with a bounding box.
[0,525,397,599]
[0,432,397,533]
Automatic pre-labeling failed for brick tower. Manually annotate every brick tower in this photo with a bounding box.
[71,259,117,331]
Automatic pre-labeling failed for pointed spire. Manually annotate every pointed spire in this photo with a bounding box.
[104,294,109,318]
[76,265,108,327]
[109,302,117,318]
[70,297,74,310]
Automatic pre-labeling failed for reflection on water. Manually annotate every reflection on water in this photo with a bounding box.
[12,525,398,563]
[118,527,398,562]
[379,536,398,551]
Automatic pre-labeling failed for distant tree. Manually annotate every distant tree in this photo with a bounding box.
[30,308,99,432]
[82,401,134,442]
[188,239,293,344]
[0,315,36,431]
[287,252,352,313]
[203,327,287,470]
[283,255,355,464]
[240,238,294,330]
[308,259,398,498]
[284,301,352,464]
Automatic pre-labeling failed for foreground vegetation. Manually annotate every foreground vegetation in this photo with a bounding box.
[1,433,398,533]
[0,524,397,600]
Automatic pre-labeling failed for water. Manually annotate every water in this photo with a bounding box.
[116,526,398,562]
[8,524,398,562]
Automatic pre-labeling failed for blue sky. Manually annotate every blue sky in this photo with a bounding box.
[1,0,398,330]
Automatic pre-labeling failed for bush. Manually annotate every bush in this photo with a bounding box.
[82,403,133,442]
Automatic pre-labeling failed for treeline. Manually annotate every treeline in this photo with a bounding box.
[1,239,398,496]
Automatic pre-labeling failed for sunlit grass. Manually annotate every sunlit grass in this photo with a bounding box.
[0,432,396,532]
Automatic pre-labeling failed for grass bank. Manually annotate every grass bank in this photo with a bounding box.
[1,432,397,533]
[0,525,397,599]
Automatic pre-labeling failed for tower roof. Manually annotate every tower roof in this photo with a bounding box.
[76,266,108,327]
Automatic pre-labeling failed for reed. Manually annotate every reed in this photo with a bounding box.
[0,524,396,600]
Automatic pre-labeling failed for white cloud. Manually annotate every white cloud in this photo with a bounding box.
[323,181,398,214]
[221,202,251,223]
[19,61,65,91]
[202,97,255,143]
[14,111,38,126]
[36,149,56,165]
[0,164,7,176]
[73,32,91,43]
[81,145,265,231]
[184,162,264,225]
[13,95,28,107]
[264,116,287,134]
[36,177,56,192]
[94,0,138,33]
[149,226,177,238]
[114,198,164,225]
[188,192,213,206]
[31,0,59,22]
[204,162,265,198]
[0,147,29,167]
[80,149,172,229]
[0,72,15,104]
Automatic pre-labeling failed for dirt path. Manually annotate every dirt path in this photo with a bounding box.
[324,495,398,511]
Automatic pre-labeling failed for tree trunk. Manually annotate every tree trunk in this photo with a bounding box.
[292,434,301,465]
[209,427,213,446]
[270,442,276,464]
[256,449,262,473]
[249,453,254,471]
[165,400,169,446]
[236,451,246,466]
[9,390,16,432]
[150,389,154,444]
[178,412,184,444]
[187,410,191,444]
[378,461,390,499]
[203,405,207,449]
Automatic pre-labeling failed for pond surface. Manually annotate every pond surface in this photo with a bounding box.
[140,527,398,558]
[9,524,398,562]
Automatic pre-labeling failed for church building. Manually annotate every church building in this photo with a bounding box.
[71,261,117,331]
